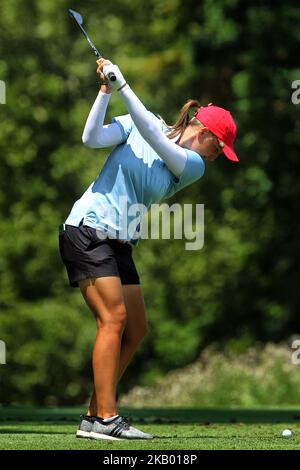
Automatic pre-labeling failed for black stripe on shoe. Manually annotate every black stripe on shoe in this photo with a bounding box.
[114,426,124,437]
[110,424,124,437]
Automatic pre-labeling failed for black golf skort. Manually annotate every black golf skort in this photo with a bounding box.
[58,224,140,287]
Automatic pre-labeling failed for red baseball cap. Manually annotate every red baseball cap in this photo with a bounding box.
[194,103,238,162]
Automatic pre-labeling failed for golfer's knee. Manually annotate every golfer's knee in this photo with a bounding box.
[102,304,127,334]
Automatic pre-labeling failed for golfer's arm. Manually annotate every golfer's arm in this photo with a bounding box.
[118,85,187,176]
[82,91,124,148]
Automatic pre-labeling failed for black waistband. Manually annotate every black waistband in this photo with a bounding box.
[58,223,135,245]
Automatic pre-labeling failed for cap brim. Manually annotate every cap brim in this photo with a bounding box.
[223,144,239,162]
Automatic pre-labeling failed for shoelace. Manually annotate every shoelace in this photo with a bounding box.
[118,416,131,430]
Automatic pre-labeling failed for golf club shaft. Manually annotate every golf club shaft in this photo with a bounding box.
[75,21,101,58]
[68,10,116,81]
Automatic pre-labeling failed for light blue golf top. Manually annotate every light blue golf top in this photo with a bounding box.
[64,114,205,243]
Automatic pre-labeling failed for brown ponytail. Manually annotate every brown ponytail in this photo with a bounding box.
[166,99,201,140]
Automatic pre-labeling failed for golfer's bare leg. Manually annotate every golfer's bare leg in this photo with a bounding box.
[79,276,126,419]
[86,284,148,417]
[119,284,148,379]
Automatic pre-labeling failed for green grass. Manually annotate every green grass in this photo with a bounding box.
[1,407,300,450]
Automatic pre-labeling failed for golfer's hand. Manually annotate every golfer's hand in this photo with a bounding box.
[96,59,112,93]
[103,63,126,91]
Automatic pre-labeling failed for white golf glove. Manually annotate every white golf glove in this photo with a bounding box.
[103,64,127,90]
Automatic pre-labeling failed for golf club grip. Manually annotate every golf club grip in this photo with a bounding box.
[94,52,116,81]
[107,72,116,82]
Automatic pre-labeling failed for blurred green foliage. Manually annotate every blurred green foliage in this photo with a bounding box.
[120,343,300,407]
[0,0,299,405]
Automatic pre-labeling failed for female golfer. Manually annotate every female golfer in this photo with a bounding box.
[59,59,238,441]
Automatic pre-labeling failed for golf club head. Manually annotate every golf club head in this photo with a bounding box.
[68,9,83,25]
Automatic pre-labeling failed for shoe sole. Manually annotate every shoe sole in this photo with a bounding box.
[90,431,121,441]
[90,431,154,441]
[76,430,92,438]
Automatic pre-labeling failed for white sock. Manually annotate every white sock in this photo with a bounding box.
[102,414,119,423]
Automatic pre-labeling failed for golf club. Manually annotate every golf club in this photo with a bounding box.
[68,9,116,82]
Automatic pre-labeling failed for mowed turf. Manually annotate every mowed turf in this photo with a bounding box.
[1,407,300,450]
